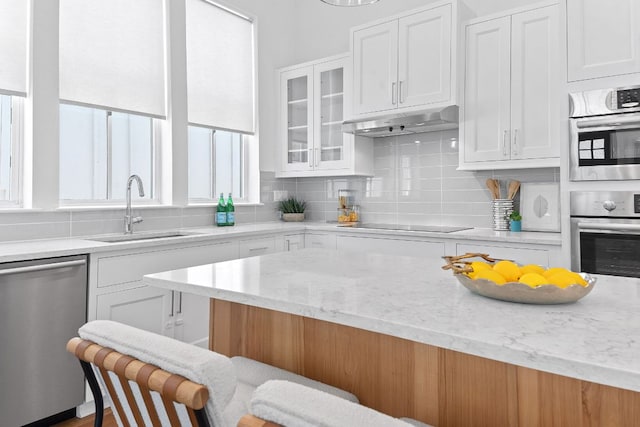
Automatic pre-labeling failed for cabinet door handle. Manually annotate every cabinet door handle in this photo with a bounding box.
[249,246,269,251]
[513,129,518,156]
[169,291,175,317]
[391,82,397,105]
[399,80,404,104]
[177,291,182,314]
[502,130,508,157]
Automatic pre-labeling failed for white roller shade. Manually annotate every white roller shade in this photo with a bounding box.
[0,0,28,95]
[59,0,166,118]
[187,0,255,134]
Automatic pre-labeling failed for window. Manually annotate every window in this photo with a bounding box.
[188,126,244,202]
[0,95,20,205]
[59,104,155,203]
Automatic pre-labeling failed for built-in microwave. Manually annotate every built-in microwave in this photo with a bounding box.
[570,86,640,181]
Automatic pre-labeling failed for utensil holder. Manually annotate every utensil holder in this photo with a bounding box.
[492,199,513,231]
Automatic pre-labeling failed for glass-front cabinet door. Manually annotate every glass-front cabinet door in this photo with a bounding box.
[279,56,352,175]
[314,57,350,171]
[281,66,314,172]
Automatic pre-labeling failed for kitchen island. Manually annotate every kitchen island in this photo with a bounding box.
[144,249,640,426]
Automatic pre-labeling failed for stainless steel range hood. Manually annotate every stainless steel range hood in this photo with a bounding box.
[342,105,459,137]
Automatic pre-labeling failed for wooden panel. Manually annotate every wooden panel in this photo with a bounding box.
[210,299,640,426]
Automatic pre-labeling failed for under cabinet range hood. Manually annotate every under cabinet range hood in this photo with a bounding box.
[342,105,459,137]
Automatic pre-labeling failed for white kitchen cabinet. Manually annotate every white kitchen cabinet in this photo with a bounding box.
[567,0,640,81]
[277,54,373,178]
[281,234,305,251]
[460,5,560,170]
[352,3,454,116]
[305,232,337,250]
[337,235,446,258]
[238,236,278,258]
[90,241,238,347]
[456,243,551,267]
[96,286,173,336]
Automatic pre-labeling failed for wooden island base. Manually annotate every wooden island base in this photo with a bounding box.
[209,299,640,427]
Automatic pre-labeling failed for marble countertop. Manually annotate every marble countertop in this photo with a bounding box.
[0,221,560,263]
[143,248,640,393]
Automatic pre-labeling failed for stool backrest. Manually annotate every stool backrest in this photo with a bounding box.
[67,337,211,427]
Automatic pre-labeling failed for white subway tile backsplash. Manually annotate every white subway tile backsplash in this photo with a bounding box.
[281,130,559,228]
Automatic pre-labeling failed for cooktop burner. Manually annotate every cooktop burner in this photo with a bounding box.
[354,224,472,233]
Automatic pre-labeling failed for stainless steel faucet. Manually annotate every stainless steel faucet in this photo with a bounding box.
[125,174,145,234]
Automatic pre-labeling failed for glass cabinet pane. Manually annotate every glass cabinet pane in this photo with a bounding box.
[287,75,308,165]
[319,68,344,162]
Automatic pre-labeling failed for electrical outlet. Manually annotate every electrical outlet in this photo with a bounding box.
[273,190,289,202]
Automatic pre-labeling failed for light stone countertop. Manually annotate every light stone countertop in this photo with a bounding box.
[143,248,640,393]
[0,221,560,263]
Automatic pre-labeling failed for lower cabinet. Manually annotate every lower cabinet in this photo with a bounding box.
[456,243,552,266]
[282,234,305,251]
[305,232,337,249]
[238,236,278,258]
[337,235,446,258]
[96,285,172,337]
[90,240,239,348]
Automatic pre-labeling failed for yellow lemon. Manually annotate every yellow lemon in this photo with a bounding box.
[474,269,507,285]
[565,271,588,286]
[542,267,571,278]
[520,264,545,275]
[470,261,492,272]
[492,260,521,282]
[518,273,548,288]
[546,272,577,288]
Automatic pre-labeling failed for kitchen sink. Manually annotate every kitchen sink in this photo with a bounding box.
[89,230,200,243]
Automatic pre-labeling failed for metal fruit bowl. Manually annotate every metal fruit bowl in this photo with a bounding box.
[442,253,596,305]
[454,272,596,304]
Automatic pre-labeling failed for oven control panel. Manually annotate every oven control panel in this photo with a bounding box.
[615,88,640,109]
[570,191,640,217]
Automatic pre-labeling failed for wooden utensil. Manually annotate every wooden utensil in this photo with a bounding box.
[507,180,520,200]
[485,178,500,200]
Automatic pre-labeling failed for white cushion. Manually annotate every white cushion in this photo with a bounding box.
[251,380,419,427]
[224,357,359,426]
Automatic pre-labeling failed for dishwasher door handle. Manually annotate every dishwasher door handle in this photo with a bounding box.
[0,259,86,276]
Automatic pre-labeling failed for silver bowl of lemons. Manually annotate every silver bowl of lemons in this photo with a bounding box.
[443,253,596,304]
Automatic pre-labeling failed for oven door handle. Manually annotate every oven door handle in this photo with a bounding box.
[577,222,640,232]
[576,114,640,130]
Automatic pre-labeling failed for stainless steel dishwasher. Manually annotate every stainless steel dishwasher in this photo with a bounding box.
[0,255,87,426]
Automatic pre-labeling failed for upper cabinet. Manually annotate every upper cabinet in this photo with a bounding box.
[351,1,469,117]
[460,4,560,170]
[277,55,373,178]
[567,0,640,81]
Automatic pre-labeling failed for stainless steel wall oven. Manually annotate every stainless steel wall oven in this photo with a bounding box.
[571,191,640,278]
[570,86,640,181]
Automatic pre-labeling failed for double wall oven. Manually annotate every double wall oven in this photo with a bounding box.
[569,86,640,278]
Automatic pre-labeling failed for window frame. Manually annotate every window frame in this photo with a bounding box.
[0,95,23,208]
[187,126,248,205]
[58,104,162,207]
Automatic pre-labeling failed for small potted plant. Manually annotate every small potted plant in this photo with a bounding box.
[278,197,307,222]
[509,211,522,232]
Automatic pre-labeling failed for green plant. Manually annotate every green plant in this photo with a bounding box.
[278,197,307,214]
[509,211,522,221]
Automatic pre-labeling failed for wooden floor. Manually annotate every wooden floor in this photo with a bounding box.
[53,409,116,427]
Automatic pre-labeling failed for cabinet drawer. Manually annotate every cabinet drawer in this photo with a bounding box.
[337,235,445,258]
[238,236,277,258]
[305,233,337,249]
[456,243,548,267]
[97,242,236,288]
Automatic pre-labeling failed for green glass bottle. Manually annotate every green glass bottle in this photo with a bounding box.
[216,193,227,226]
[226,193,235,226]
